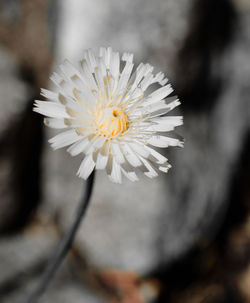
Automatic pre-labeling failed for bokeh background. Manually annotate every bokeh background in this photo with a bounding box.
[0,0,250,302]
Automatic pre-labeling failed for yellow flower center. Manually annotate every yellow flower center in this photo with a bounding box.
[95,107,129,138]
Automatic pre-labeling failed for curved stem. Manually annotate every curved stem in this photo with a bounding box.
[27,171,95,303]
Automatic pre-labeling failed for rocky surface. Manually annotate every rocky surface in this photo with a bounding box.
[0,0,250,302]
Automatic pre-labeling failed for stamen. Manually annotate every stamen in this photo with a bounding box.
[95,107,129,138]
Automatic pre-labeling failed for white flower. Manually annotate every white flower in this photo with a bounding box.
[34,47,183,183]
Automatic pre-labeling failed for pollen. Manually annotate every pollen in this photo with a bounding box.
[95,107,129,138]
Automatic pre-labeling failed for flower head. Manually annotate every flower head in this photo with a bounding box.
[34,47,183,183]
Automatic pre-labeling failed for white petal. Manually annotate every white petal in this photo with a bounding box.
[120,161,139,182]
[130,63,149,92]
[59,59,80,79]
[111,143,125,164]
[144,84,173,105]
[132,98,180,119]
[144,100,172,114]
[50,72,63,87]
[78,86,96,105]
[83,49,97,73]
[110,51,120,78]
[147,135,184,148]
[158,163,171,173]
[77,154,95,179]
[154,72,168,86]
[152,115,183,124]
[110,158,122,183]
[58,80,75,99]
[149,116,183,132]
[121,167,139,182]
[44,118,67,129]
[96,141,110,170]
[96,152,108,170]
[60,95,85,113]
[148,98,181,118]
[130,87,144,100]
[80,60,98,91]
[91,137,105,151]
[49,130,81,150]
[140,73,154,92]
[144,146,168,164]
[99,47,112,69]
[34,101,69,118]
[122,52,133,62]
[129,142,150,158]
[50,73,74,99]
[139,157,158,178]
[116,61,134,93]
[120,143,141,167]
[106,154,113,176]
[71,75,86,93]
[79,136,103,155]
[67,137,89,156]
[40,88,58,102]
[94,65,105,95]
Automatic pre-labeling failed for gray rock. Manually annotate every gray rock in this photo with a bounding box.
[0,47,29,138]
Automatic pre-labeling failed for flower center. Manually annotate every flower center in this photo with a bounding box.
[95,107,129,138]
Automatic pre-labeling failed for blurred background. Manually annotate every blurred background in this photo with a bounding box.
[0,0,250,302]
